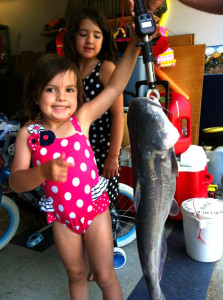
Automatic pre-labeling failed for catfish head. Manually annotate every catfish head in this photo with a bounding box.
[128,97,180,152]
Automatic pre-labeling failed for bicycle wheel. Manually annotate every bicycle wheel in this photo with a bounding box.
[110,183,136,248]
[0,195,20,249]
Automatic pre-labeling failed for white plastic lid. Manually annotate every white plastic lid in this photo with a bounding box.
[179,145,208,169]
[177,162,206,172]
[181,198,223,219]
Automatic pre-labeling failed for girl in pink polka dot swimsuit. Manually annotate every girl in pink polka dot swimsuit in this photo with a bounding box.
[28,118,109,235]
[10,26,140,300]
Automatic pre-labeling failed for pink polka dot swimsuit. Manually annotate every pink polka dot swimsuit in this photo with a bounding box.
[27,115,109,234]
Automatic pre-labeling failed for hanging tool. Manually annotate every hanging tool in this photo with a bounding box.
[134,0,170,110]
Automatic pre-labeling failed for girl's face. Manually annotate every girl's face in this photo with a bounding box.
[37,70,78,123]
[75,18,103,59]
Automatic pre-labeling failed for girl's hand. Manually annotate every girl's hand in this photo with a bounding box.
[150,18,161,40]
[103,155,119,179]
[127,0,161,41]
[128,0,164,14]
[41,153,73,182]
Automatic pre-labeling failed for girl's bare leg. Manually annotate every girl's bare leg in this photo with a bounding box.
[84,209,123,300]
[52,221,89,300]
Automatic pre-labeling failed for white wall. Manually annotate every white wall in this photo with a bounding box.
[165,0,223,46]
[0,0,223,56]
[0,0,67,55]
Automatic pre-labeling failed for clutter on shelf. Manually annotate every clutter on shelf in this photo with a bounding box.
[42,18,65,35]
[155,26,176,68]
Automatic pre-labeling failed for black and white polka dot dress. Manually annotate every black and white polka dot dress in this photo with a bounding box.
[83,61,120,202]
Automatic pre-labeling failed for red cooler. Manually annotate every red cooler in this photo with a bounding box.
[119,146,134,212]
[170,145,213,220]
[120,146,213,221]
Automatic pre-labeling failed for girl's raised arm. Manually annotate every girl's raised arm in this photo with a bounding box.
[77,28,140,128]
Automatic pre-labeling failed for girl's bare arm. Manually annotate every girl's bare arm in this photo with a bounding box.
[77,27,140,132]
[9,127,71,193]
[100,61,124,178]
[128,0,223,15]
[179,0,223,14]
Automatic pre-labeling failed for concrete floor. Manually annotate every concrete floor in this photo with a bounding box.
[1,210,223,300]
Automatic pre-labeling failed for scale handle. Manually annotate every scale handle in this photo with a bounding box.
[134,0,156,37]
[133,0,157,89]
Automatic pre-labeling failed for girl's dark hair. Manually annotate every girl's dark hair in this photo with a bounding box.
[63,6,118,67]
[19,54,83,124]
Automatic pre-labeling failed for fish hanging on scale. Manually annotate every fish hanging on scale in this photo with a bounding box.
[127,96,180,300]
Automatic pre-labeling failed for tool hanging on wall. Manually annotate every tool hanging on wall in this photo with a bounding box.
[114,0,128,39]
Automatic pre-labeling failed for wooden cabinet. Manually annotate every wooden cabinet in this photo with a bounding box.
[166,34,206,145]
[121,34,206,147]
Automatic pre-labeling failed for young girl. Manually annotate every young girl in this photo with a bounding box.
[9,26,140,300]
[63,7,124,207]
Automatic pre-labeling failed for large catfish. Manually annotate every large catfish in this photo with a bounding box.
[127,97,180,300]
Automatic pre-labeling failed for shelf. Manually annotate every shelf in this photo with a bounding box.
[0,24,11,76]
[42,29,60,36]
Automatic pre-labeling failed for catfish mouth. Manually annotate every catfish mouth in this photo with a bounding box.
[147,98,180,150]
[160,132,179,150]
[153,119,180,151]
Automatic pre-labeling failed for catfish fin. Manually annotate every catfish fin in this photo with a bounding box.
[169,198,180,216]
[134,182,141,212]
[171,149,179,177]
[158,229,167,281]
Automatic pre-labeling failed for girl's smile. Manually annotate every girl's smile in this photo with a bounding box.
[52,105,70,111]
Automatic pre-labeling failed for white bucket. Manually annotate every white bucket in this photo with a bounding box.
[181,198,223,262]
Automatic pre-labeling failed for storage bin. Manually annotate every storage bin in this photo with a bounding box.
[181,198,223,262]
[205,146,223,189]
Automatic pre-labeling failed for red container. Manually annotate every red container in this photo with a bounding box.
[56,28,66,56]
[119,148,134,212]
[168,92,192,155]
[120,165,133,188]
[170,145,213,220]
[120,146,133,188]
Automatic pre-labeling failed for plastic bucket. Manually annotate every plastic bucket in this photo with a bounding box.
[181,198,223,262]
